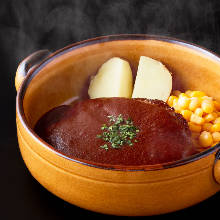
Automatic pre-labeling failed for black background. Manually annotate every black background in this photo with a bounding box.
[1,0,220,219]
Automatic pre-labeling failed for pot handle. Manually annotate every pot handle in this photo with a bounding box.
[15,49,51,91]
[214,149,220,184]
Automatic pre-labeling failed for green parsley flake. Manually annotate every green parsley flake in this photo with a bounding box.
[96,114,139,150]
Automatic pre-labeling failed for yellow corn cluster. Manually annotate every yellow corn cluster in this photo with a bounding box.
[167,90,220,149]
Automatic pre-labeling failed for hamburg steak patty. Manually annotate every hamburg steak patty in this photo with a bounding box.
[35,98,196,165]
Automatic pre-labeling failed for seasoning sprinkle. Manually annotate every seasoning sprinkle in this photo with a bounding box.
[97,114,139,150]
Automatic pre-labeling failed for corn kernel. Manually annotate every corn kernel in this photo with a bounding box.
[179,93,188,98]
[172,90,181,97]
[185,90,192,97]
[202,122,213,132]
[190,113,205,125]
[172,98,181,112]
[167,96,176,107]
[189,97,201,111]
[204,113,217,122]
[201,99,214,113]
[213,112,218,118]
[214,101,220,111]
[211,123,220,132]
[188,122,202,133]
[190,91,206,97]
[199,131,213,147]
[202,96,213,101]
[212,132,220,142]
[214,117,220,124]
[194,108,203,117]
[178,96,190,109]
[181,110,192,121]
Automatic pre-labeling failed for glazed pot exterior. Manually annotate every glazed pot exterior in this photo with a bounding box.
[16,117,220,215]
[15,35,220,216]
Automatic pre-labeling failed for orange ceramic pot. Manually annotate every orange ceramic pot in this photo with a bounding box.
[15,34,220,216]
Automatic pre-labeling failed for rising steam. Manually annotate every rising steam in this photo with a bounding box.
[0,0,219,73]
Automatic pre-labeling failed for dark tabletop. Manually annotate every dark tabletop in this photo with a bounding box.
[1,0,220,219]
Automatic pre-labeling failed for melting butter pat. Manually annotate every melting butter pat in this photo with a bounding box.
[132,56,172,101]
[88,57,133,99]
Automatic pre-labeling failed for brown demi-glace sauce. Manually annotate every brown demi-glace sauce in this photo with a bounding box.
[35,98,197,166]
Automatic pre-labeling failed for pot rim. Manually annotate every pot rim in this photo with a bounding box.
[16,34,220,171]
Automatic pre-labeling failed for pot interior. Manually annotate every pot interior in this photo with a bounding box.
[21,38,220,128]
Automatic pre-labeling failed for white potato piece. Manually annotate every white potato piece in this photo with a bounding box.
[132,56,172,101]
[88,57,133,99]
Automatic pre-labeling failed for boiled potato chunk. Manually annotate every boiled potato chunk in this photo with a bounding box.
[88,57,133,99]
[132,56,172,101]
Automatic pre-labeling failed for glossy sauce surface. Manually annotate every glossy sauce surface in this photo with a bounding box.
[35,98,197,165]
